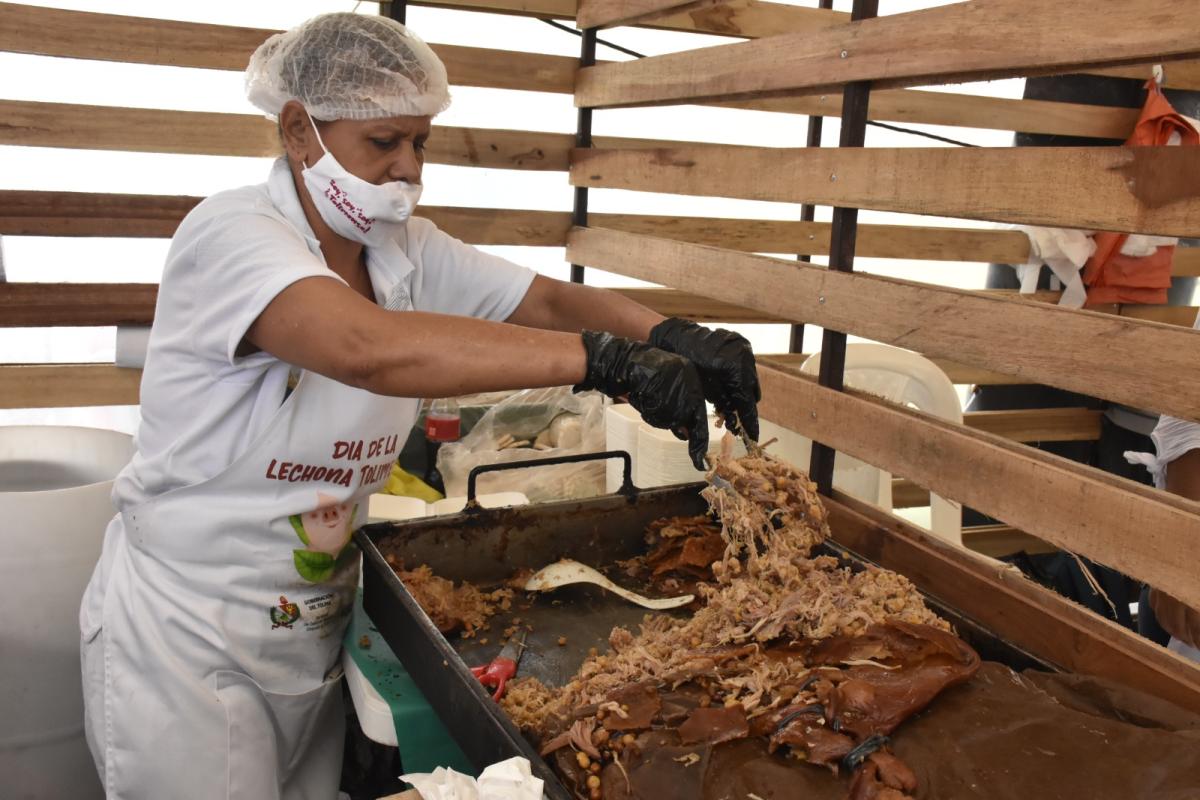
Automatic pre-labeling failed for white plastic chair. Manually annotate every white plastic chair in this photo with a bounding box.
[760,344,964,546]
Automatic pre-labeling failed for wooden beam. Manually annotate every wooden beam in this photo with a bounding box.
[566,227,1200,422]
[891,479,929,510]
[8,186,1198,276]
[762,353,1024,387]
[1082,62,1200,92]
[571,145,1200,238]
[823,493,1200,716]
[0,357,1098,447]
[718,88,1142,141]
[575,0,1200,108]
[576,0,700,30]
[0,2,578,95]
[758,364,1200,614]
[0,284,156,327]
[0,364,141,409]
[0,100,740,172]
[965,408,1101,443]
[961,524,1057,559]
[407,0,843,39]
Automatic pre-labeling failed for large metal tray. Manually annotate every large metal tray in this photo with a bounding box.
[356,452,1053,797]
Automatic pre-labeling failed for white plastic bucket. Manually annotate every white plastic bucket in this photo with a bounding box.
[0,425,134,799]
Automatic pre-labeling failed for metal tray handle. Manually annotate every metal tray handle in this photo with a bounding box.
[465,449,634,508]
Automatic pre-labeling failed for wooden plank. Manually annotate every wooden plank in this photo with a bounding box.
[575,0,1200,108]
[0,282,781,326]
[1121,303,1199,327]
[966,408,1101,443]
[0,356,1098,448]
[757,363,1200,615]
[0,364,141,409]
[577,0,701,30]
[566,227,1200,422]
[891,479,930,510]
[0,3,578,95]
[719,88,1142,141]
[571,145,1200,238]
[0,100,737,172]
[961,524,1057,559]
[16,189,1200,278]
[1081,62,1200,92]
[0,284,156,327]
[762,353,1023,387]
[823,493,1200,716]
[408,0,842,39]
[0,99,571,169]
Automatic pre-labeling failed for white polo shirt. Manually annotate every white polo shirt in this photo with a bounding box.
[112,158,535,511]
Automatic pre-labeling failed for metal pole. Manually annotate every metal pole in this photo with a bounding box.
[809,0,878,495]
[382,0,407,24]
[570,29,598,284]
[787,0,834,355]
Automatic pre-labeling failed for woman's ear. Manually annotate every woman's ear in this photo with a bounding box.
[279,100,314,166]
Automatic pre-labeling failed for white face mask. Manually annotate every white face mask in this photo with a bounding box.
[300,111,423,248]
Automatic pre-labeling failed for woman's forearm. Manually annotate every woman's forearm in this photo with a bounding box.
[354,311,587,397]
[246,276,587,397]
[506,275,665,340]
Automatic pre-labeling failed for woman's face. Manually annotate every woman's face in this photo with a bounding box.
[280,99,431,186]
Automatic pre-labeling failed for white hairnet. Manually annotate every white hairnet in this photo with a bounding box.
[245,12,451,121]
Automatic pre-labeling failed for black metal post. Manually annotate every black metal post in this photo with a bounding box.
[570,29,598,284]
[383,0,407,24]
[809,0,878,496]
[787,0,834,355]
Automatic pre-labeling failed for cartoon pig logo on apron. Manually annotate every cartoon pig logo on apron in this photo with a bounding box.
[289,493,358,582]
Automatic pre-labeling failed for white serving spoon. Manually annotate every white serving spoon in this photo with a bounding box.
[523,559,694,610]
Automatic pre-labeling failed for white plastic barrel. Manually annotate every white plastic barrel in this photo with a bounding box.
[0,425,134,799]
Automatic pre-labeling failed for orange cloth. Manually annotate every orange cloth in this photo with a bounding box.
[1082,81,1198,307]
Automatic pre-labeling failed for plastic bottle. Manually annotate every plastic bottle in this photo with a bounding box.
[423,397,461,495]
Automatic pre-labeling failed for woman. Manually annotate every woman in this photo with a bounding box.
[79,12,759,799]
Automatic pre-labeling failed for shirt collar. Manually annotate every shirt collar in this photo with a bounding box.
[265,158,415,306]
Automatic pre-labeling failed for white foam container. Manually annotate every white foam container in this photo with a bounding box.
[0,425,134,799]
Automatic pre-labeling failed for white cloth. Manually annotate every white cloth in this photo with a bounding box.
[1015,225,1094,308]
[111,158,534,511]
[402,757,544,800]
[1124,309,1200,488]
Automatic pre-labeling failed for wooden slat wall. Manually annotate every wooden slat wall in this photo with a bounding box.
[757,365,1200,613]
[567,227,1200,422]
[0,2,1169,142]
[575,0,1200,108]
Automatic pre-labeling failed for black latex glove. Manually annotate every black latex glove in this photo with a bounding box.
[575,330,710,470]
[649,317,761,440]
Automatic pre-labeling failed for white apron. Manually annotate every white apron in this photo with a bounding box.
[82,366,416,799]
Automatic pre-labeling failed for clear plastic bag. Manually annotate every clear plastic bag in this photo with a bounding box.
[437,387,608,502]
